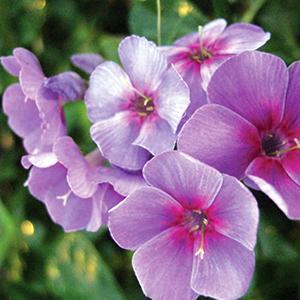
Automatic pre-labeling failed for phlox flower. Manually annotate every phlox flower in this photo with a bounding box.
[27,136,145,232]
[1,48,85,168]
[109,151,258,300]
[162,19,270,121]
[178,51,300,219]
[85,35,190,170]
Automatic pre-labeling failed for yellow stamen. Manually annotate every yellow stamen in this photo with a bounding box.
[271,138,300,156]
[138,112,148,117]
[190,225,200,233]
[195,218,208,259]
[144,98,152,106]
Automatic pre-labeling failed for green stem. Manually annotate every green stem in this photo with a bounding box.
[241,0,266,23]
[157,0,161,45]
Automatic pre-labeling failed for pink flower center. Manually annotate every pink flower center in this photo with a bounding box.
[184,209,208,259]
[132,96,155,118]
[261,132,300,157]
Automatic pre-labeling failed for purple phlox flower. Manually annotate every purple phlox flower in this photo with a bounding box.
[1,48,85,168]
[1,48,85,102]
[161,19,270,122]
[108,151,258,300]
[178,51,300,220]
[85,35,190,171]
[71,53,104,74]
[26,136,146,232]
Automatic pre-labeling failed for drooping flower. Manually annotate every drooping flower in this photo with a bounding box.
[162,19,270,121]
[71,53,104,74]
[1,48,85,168]
[178,51,300,219]
[85,35,190,170]
[2,48,146,231]
[109,151,258,300]
[27,136,146,232]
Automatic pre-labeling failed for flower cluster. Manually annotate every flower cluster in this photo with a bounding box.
[1,18,299,300]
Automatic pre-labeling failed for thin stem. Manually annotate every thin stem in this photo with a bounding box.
[241,0,266,23]
[157,0,161,45]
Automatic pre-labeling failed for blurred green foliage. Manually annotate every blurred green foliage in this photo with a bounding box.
[0,0,300,299]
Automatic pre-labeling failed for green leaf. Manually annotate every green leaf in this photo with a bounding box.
[257,216,298,262]
[46,233,125,300]
[64,101,95,154]
[98,34,123,62]
[0,200,16,266]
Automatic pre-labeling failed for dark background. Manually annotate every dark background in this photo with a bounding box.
[0,0,300,299]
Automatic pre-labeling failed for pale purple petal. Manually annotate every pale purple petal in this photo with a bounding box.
[87,184,123,231]
[155,65,190,132]
[191,232,255,300]
[0,55,20,76]
[2,83,42,152]
[85,189,105,232]
[133,118,176,155]
[119,35,168,92]
[27,164,67,201]
[214,23,270,54]
[45,191,93,232]
[21,152,58,169]
[40,71,85,102]
[132,227,197,300]
[200,54,231,90]
[35,93,67,145]
[202,18,227,46]
[173,18,227,48]
[28,164,93,232]
[281,62,300,130]
[207,175,259,250]
[246,157,300,219]
[13,48,45,99]
[90,111,151,170]
[207,51,288,130]
[97,167,146,196]
[178,104,261,179]
[53,136,98,198]
[143,151,223,209]
[71,53,104,74]
[108,186,183,250]
[99,183,124,225]
[85,61,135,122]
[178,66,207,125]
[174,32,199,47]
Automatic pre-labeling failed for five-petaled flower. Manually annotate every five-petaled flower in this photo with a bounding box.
[162,19,270,122]
[85,35,190,170]
[109,151,258,300]
[178,51,300,219]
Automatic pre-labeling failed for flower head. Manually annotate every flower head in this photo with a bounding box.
[27,136,145,232]
[109,151,258,300]
[85,35,190,170]
[1,48,85,168]
[162,19,270,121]
[178,51,300,219]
